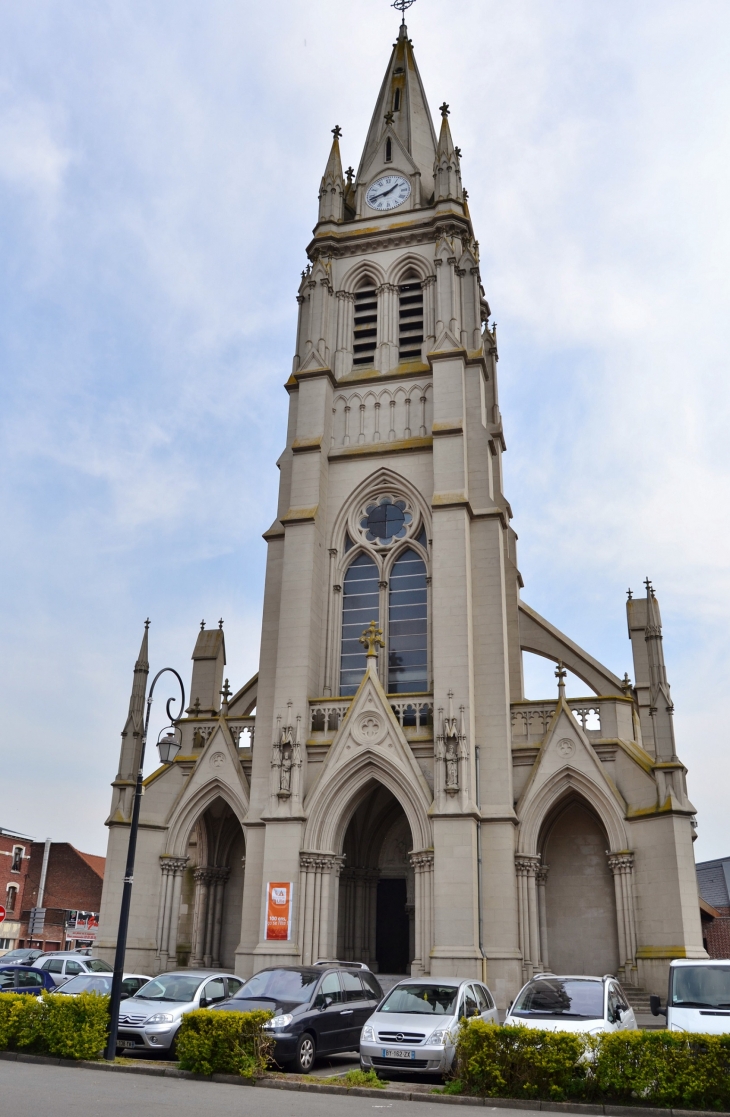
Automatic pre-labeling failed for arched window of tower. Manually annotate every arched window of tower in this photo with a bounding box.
[352,281,378,366]
[388,548,428,694]
[340,553,379,695]
[393,87,401,112]
[385,137,393,162]
[398,275,424,361]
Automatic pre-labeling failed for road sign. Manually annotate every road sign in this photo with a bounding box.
[0,905,5,923]
[28,908,45,935]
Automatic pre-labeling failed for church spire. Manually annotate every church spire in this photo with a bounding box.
[433,102,463,202]
[356,21,438,201]
[318,125,345,223]
[111,621,150,815]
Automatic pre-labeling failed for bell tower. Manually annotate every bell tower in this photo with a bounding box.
[237,10,523,990]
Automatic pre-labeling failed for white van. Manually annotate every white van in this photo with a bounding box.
[651,958,730,1033]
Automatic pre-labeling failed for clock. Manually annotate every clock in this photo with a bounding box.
[366,174,411,212]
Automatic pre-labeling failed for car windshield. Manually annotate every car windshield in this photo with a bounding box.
[512,978,604,1019]
[60,975,112,995]
[85,959,112,973]
[134,975,203,1002]
[379,984,459,1015]
[671,966,730,1009]
[234,969,319,1005]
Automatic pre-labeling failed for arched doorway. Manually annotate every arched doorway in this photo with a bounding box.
[540,799,619,976]
[176,797,245,970]
[337,783,414,974]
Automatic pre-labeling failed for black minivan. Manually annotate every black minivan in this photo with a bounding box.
[212,964,383,1073]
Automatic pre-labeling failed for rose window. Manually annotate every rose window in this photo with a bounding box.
[360,496,412,545]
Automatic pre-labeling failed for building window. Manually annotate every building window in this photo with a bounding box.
[398,277,424,360]
[388,548,428,694]
[6,885,18,913]
[340,553,380,696]
[360,496,411,545]
[11,847,23,872]
[393,88,401,112]
[385,137,392,162]
[352,282,378,366]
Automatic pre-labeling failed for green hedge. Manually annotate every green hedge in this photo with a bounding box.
[454,1021,730,1110]
[0,992,109,1061]
[175,1009,273,1078]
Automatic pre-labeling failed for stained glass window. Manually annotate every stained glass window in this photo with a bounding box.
[340,553,379,696]
[388,548,428,694]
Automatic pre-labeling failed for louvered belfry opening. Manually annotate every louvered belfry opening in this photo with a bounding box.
[353,283,378,366]
[398,278,424,360]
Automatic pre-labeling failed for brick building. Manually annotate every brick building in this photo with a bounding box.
[17,842,105,953]
[0,826,34,954]
[696,856,730,958]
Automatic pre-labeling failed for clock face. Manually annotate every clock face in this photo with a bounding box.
[366,174,411,212]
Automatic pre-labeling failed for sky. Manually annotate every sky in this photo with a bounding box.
[0,0,728,863]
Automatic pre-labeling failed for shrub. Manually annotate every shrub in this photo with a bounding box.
[0,992,109,1061]
[593,1030,730,1111]
[175,1009,273,1077]
[454,1021,730,1110]
[454,1020,587,1101]
[321,1069,385,1089]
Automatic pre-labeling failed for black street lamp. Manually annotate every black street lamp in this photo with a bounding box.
[105,662,185,1061]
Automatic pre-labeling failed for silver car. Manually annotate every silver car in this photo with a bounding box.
[115,970,243,1055]
[360,976,498,1077]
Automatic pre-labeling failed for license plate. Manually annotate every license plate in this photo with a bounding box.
[117,1040,137,1049]
[382,1048,415,1060]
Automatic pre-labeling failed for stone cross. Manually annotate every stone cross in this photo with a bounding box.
[359,620,385,659]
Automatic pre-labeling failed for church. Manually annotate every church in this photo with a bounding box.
[96,15,705,1008]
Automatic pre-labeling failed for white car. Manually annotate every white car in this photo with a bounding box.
[359,977,499,1077]
[651,958,730,1033]
[35,953,113,987]
[55,972,150,999]
[504,973,637,1034]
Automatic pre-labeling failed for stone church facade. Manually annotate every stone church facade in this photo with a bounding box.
[96,20,705,1006]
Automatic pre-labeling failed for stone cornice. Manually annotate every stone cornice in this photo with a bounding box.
[329,435,432,461]
[307,211,473,262]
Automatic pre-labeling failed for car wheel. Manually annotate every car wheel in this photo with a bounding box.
[293,1033,316,1074]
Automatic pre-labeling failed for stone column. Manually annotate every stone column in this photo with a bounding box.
[334,290,355,378]
[156,860,173,959]
[164,859,188,967]
[515,855,541,980]
[211,867,230,968]
[536,865,549,972]
[376,283,399,372]
[191,867,212,967]
[422,275,436,349]
[607,852,637,983]
[300,854,317,965]
[410,850,434,976]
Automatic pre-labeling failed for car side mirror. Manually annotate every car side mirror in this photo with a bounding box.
[199,996,208,1008]
[649,995,666,1017]
[120,992,130,1001]
[316,993,333,1009]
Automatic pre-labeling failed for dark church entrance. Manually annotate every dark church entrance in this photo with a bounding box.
[376,877,410,973]
[337,782,415,973]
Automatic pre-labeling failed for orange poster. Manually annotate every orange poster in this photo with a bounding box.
[265,881,293,941]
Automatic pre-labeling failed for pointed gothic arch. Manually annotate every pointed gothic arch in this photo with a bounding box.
[517,765,629,857]
[164,776,248,860]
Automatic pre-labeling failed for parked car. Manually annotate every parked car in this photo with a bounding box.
[56,972,151,999]
[213,964,384,1074]
[0,948,44,966]
[0,964,58,995]
[114,970,243,1056]
[651,958,730,1033]
[359,976,498,1077]
[504,974,637,1034]
[35,953,113,987]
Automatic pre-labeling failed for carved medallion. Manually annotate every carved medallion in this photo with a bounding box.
[352,711,386,747]
[209,751,225,769]
[556,738,575,758]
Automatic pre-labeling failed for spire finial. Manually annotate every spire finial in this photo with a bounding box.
[331,124,342,139]
[644,576,654,598]
[622,673,633,696]
[345,166,354,183]
[359,620,385,659]
[439,102,450,118]
[218,617,224,630]
[220,679,232,707]
[392,0,416,22]
[555,661,567,698]
[144,618,150,631]
[200,619,205,631]
[384,110,395,126]
[627,588,633,601]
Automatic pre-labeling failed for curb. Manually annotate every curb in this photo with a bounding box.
[0,1051,727,1116]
